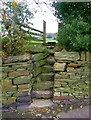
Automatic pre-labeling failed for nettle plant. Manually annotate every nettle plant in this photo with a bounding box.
[1,1,33,57]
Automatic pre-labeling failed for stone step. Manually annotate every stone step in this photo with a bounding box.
[29,99,54,108]
[42,65,53,72]
[33,81,54,90]
[31,90,53,99]
[48,49,55,55]
[47,56,55,64]
[40,73,54,81]
[47,46,55,49]
[17,96,31,103]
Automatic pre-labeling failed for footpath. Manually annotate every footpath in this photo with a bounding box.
[2,98,91,119]
[57,105,90,119]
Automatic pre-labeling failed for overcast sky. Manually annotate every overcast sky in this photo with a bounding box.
[0,0,58,33]
[28,0,58,33]
[31,9,58,33]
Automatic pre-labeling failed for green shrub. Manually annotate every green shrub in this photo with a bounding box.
[57,16,90,52]
[1,1,33,57]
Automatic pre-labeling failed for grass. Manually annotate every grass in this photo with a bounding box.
[26,38,58,44]
[46,38,58,43]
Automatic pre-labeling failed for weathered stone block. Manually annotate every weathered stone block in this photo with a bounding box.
[2,98,8,105]
[67,63,80,68]
[24,44,48,53]
[34,65,53,77]
[13,76,31,85]
[13,91,29,97]
[33,81,53,90]
[67,67,75,72]
[2,80,12,87]
[2,92,10,98]
[61,93,69,96]
[34,59,47,67]
[17,96,31,103]
[17,104,30,112]
[17,91,30,97]
[60,82,68,86]
[32,53,49,61]
[3,62,31,70]
[31,90,52,98]
[47,56,55,64]
[55,51,80,61]
[54,84,61,87]
[8,70,29,77]
[40,73,54,81]
[18,84,30,92]
[42,65,53,73]
[2,97,16,105]
[7,92,17,97]
[54,92,60,96]
[33,67,42,77]
[86,52,91,62]
[2,86,17,92]
[3,54,32,63]
[70,74,81,80]
[2,67,12,72]
[53,96,74,100]
[55,79,70,82]
[54,87,70,92]
[55,74,69,79]
[80,52,86,61]
[54,63,66,71]
[2,73,7,79]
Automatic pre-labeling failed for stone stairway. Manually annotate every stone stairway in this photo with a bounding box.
[46,42,56,49]
[29,46,55,108]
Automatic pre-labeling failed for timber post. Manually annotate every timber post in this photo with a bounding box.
[43,20,46,45]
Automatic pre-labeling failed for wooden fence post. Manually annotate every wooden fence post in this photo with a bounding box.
[43,20,46,45]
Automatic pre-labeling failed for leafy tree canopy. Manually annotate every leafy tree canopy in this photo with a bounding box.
[1,1,33,33]
[52,2,90,24]
[1,1,34,56]
[57,16,91,52]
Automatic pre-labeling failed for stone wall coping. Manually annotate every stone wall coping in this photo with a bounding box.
[2,54,32,63]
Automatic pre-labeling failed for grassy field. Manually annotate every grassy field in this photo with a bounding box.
[46,38,58,43]
[25,38,58,44]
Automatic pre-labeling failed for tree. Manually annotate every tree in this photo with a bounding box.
[52,2,91,52]
[57,16,91,52]
[52,2,90,24]
[1,1,33,56]
[1,1,33,35]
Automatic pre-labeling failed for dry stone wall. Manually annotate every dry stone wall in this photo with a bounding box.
[1,47,55,108]
[2,54,33,108]
[1,46,90,108]
[31,50,55,99]
[53,49,90,102]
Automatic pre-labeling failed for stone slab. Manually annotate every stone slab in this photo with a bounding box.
[54,63,66,71]
[40,73,54,81]
[33,81,53,90]
[3,54,32,63]
[17,96,31,103]
[47,56,55,64]
[31,90,52,98]
[55,51,80,61]
[32,53,49,62]
[13,76,31,85]
[17,104,30,112]
[29,99,54,108]
[8,70,29,77]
